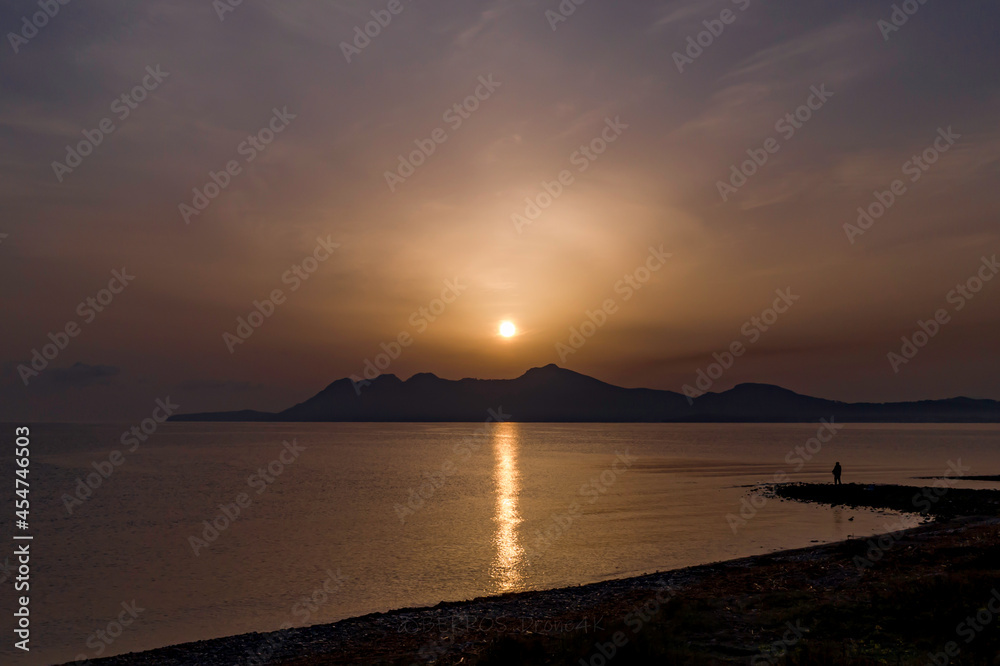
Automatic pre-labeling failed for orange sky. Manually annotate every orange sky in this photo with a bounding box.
[1,0,998,420]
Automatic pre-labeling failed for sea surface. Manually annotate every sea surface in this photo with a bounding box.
[3,422,1000,664]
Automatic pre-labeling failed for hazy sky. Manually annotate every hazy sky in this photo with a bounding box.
[2,0,998,421]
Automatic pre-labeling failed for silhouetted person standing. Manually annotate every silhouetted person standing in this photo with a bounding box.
[832,462,842,485]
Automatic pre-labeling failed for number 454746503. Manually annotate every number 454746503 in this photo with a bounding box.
[15,427,30,527]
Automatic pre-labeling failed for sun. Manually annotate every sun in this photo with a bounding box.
[499,321,517,338]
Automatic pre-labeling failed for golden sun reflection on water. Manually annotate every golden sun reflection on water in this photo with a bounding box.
[489,422,525,593]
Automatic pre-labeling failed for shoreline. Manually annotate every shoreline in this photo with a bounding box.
[78,483,1000,665]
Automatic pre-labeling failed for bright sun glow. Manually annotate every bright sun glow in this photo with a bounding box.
[499,321,516,338]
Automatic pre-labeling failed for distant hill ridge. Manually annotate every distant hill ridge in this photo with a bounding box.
[168,364,1000,422]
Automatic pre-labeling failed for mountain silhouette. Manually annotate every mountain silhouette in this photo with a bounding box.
[168,365,1000,422]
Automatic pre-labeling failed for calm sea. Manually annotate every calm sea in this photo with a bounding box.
[3,422,999,664]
